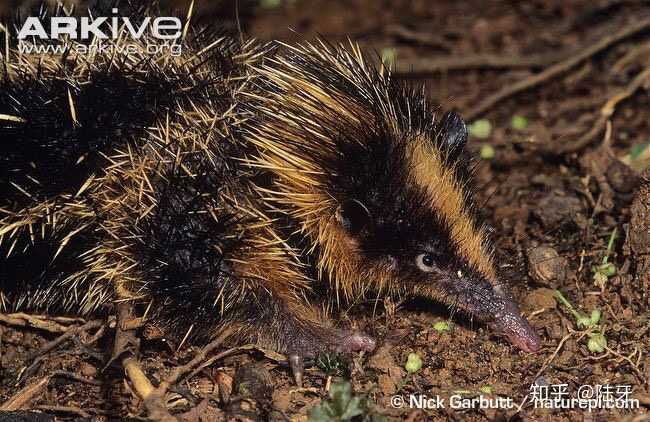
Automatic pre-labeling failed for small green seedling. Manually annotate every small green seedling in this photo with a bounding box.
[315,352,349,377]
[591,228,617,290]
[433,321,451,333]
[554,290,599,328]
[589,309,601,325]
[469,119,492,139]
[480,144,496,160]
[309,382,385,422]
[309,382,363,422]
[622,140,650,172]
[587,332,607,353]
[510,115,528,131]
[554,290,607,354]
[629,140,650,160]
[405,353,423,374]
[394,352,424,393]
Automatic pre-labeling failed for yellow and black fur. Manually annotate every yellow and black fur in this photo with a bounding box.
[0,17,540,369]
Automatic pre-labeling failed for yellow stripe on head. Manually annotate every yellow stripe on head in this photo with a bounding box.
[408,140,495,281]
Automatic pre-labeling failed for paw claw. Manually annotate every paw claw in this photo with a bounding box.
[289,354,304,388]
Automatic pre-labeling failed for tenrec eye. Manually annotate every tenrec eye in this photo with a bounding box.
[416,253,435,272]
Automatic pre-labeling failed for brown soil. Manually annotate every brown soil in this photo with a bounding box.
[1,1,650,421]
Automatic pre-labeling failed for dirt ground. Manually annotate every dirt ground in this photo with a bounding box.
[1,0,650,421]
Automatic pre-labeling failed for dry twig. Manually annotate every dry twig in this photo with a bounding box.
[96,302,238,421]
[50,370,103,386]
[114,302,177,421]
[385,24,452,51]
[605,346,647,382]
[395,52,563,74]
[24,319,103,362]
[0,313,74,333]
[34,405,96,418]
[158,325,237,392]
[555,67,650,153]
[0,377,49,411]
[532,330,585,382]
[612,41,650,73]
[464,17,650,121]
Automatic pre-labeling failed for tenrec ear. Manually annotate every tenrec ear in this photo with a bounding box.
[439,110,468,162]
[336,199,372,235]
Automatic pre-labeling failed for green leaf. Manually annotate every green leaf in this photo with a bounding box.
[315,352,348,377]
[593,271,608,289]
[630,141,650,160]
[587,333,607,353]
[469,119,492,139]
[340,396,364,420]
[590,309,602,325]
[330,383,351,415]
[405,353,423,374]
[330,381,352,399]
[433,321,451,332]
[576,315,593,328]
[309,381,376,421]
[309,402,335,422]
[511,115,528,130]
[600,263,616,277]
[480,144,495,160]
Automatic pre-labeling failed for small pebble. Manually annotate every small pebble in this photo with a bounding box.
[534,376,548,387]
[80,362,97,378]
[534,191,582,228]
[527,246,568,286]
[606,160,638,193]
